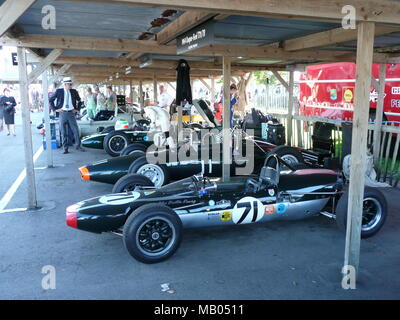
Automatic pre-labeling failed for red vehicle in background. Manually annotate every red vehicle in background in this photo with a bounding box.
[299,62,400,123]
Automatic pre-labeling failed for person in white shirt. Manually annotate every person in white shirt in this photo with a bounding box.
[158,85,173,113]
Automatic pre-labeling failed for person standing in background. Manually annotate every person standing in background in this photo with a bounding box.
[0,88,17,136]
[229,84,238,128]
[105,86,117,112]
[85,87,97,119]
[158,84,173,113]
[144,87,150,106]
[49,77,84,154]
[94,86,106,114]
[131,87,139,104]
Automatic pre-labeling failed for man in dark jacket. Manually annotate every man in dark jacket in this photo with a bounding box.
[49,77,84,154]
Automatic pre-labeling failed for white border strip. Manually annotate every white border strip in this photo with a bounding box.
[0,208,28,214]
[0,146,44,211]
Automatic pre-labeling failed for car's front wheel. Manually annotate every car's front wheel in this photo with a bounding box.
[336,187,388,238]
[123,204,182,263]
[128,156,169,188]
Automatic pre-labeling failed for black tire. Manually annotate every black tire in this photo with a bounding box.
[128,156,169,188]
[266,145,304,168]
[336,187,388,238]
[112,173,154,193]
[120,143,147,157]
[103,131,129,157]
[101,126,115,134]
[123,204,182,263]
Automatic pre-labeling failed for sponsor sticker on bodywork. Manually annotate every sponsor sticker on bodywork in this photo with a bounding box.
[276,203,288,214]
[264,205,275,215]
[220,211,232,221]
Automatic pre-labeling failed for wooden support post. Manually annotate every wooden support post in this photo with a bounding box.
[211,77,216,107]
[130,80,133,104]
[49,64,71,83]
[153,77,158,105]
[344,21,376,280]
[168,82,176,91]
[42,69,53,168]
[287,71,294,146]
[222,56,232,182]
[177,104,183,143]
[28,49,63,84]
[272,70,289,91]
[199,78,211,91]
[17,47,38,209]
[373,64,387,165]
[0,0,36,37]
[139,80,144,109]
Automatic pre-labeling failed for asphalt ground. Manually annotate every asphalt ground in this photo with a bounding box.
[0,112,399,299]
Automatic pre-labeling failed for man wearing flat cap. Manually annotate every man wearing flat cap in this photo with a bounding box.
[49,77,85,154]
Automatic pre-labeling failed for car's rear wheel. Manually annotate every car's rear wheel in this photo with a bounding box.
[112,173,154,193]
[104,131,129,157]
[128,156,169,188]
[120,143,147,157]
[123,204,182,263]
[336,187,388,238]
[266,145,305,170]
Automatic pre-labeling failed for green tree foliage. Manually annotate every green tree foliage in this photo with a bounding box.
[254,71,288,86]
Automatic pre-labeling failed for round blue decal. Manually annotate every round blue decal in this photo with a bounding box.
[143,135,149,141]
[276,203,287,214]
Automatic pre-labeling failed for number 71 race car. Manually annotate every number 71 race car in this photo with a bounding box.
[66,155,388,264]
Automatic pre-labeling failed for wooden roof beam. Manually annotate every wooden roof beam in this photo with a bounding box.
[75,0,400,25]
[0,0,36,37]
[191,44,389,63]
[283,25,400,51]
[55,56,141,67]
[0,34,176,54]
[157,11,216,44]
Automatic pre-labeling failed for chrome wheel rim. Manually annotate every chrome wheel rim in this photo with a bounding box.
[136,217,175,256]
[281,154,299,165]
[109,135,128,153]
[138,164,164,188]
[362,197,382,232]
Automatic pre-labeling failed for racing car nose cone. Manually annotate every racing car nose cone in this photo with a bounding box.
[151,232,160,240]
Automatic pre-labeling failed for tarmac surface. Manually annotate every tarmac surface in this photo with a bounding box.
[0,112,399,300]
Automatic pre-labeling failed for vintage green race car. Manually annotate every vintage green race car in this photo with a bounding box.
[81,100,220,157]
[67,155,388,263]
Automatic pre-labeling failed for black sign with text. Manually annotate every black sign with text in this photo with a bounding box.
[177,21,215,54]
[11,52,18,66]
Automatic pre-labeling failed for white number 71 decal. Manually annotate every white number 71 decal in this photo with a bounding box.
[232,197,264,224]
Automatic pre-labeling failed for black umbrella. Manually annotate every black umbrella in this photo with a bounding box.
[176,59,192,106]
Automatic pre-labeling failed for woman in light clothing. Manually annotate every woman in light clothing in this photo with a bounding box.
[94,86,106,113]
[85,87,97,119]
